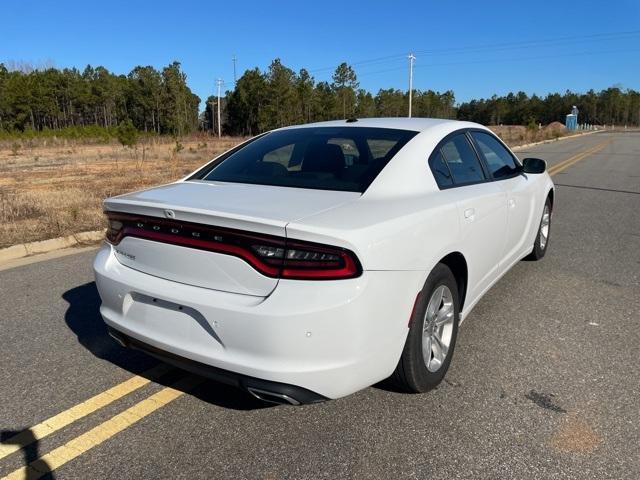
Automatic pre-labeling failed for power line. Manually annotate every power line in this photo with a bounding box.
[218,29,640,101]
[412,29,640,56]
[300,29,640,78]
[414,46,640,69]
[350,46,640,80]
[306,53,407,74]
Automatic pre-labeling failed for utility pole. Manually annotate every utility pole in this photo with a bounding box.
[232,55,237,85]
[216,78,223,138]
[408,53,416,118]
[209,98,216,135]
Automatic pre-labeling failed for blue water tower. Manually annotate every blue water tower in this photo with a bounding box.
[565,106,578,130]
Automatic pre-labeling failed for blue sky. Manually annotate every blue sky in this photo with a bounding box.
[2,0,639,109]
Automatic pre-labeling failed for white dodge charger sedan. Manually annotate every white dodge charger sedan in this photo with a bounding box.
[94,118,554,405]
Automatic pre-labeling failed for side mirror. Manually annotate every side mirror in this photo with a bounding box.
[522,158,546,174]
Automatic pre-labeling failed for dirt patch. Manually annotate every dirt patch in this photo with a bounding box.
[550,415,602,454]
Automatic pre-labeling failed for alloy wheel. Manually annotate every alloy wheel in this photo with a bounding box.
[540,205,550,249]
[422,285,455,372]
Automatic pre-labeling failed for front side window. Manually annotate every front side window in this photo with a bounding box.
[263,144,295,168]
[198,127,418,193]
[471,131,519,179]
[439,134,486,185]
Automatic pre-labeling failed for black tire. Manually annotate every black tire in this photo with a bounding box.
[391,263,460,393]
[525,197,552,261]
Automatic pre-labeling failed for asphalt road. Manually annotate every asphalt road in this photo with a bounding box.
[1,131,639,479]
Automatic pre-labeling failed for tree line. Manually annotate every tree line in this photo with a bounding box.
[213,58,640,134]
[1,57,639,140]
[0,61,200,136]
[456,88,640,127]
[214,59,456,136]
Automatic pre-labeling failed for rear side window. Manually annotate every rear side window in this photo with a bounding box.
[439,134,486,185]
[367,139,397,159]
[199,127,418,193]
[471,131,519,179]
[431,150,454,187]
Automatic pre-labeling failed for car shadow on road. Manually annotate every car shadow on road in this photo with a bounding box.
[62,282,271,411]
[0,429,55,479]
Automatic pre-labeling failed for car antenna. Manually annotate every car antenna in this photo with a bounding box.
[345,118,358,123]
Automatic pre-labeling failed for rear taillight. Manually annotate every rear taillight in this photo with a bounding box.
[279,240,360,280]
[104,212,361,280]
[106,218,124,244]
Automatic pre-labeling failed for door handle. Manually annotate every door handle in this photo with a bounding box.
[464,208,475,220]
[508,198,516,208]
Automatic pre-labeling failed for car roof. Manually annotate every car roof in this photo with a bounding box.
[277,117,479,133]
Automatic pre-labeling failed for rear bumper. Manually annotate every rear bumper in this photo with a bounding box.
[93,243,423,399]
[107,327,326,405]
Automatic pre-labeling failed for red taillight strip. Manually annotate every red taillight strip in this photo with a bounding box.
[122,227,281,277]
[106,212,284,245]
[105,212,362,280]
[282,251,360,280]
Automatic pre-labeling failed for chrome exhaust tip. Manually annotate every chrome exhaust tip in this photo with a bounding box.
[247,387,301,406]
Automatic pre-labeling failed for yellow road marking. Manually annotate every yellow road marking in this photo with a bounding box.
[0,363,171,461]
[547,140,610,176]
[1,375,203,480]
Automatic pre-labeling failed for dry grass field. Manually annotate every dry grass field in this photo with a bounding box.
[0,123,573,249]
[0,136,243,248]
[491,121,568,145]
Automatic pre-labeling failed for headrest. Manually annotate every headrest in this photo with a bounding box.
[302,143,345,175]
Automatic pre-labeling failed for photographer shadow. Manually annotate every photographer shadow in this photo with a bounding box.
[62,282,270,411]
[0,429,55,479]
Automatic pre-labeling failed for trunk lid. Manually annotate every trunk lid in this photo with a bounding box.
[104,181,360,296]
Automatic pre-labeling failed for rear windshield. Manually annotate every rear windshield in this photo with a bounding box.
[196,127,418,193]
